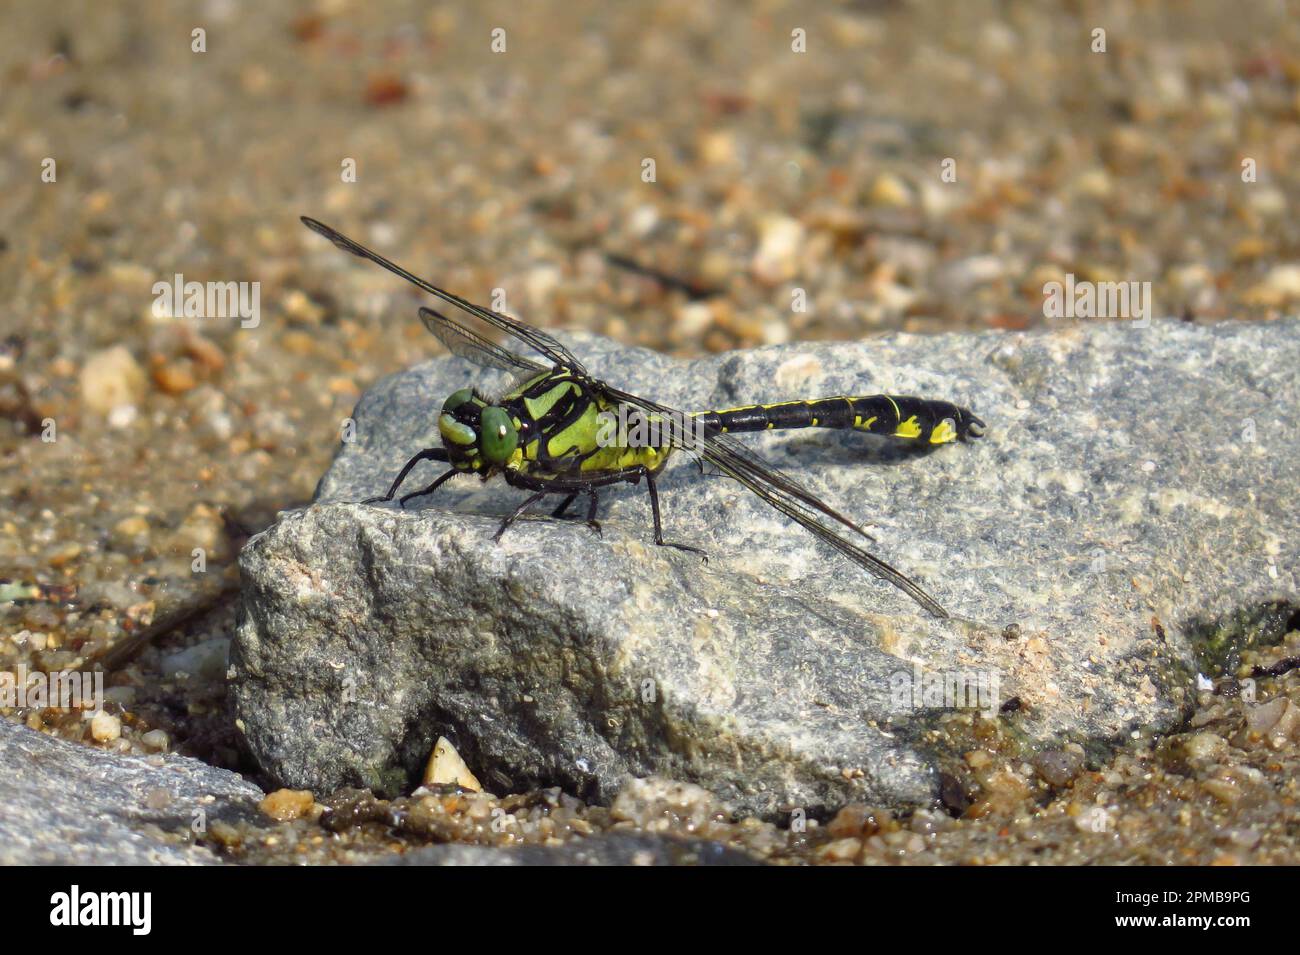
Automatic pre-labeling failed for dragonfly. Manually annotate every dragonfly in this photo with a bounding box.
[301,217,985,617]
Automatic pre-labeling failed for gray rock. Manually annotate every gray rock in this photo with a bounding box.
[1031,748,1085,787]
[0,718,264,864]
[231,318,1300,816]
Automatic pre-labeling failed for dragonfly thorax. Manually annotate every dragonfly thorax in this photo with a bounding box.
[438,387,520,472]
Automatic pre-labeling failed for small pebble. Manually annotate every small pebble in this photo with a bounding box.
[151,361,197,395]
[80,345,146,415]
[90,711,121,742]
[1201,779,1241,805]
[867,172,912,208]
[260,788,316,821]
[1245,698,1288,734]
[208,819,243,846]
[423,736,483,791]
[817,837,863,862]
[1032,749,1084,787]
[111,514,150,544]
[1184,731,1227,759]
[750,216,804,284]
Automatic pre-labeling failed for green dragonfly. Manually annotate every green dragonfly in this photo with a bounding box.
[302,217,985,617]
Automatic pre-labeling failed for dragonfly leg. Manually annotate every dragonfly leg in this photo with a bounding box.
[492,490,549,542]
[550,489,602,536]
[364,447,449,504]
[642,470,707,562]
[398,468,457,508]
[581,487,602,537]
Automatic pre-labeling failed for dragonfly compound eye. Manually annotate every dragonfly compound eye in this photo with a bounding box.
[438,389,479,448]
[442,388,475,414]
[479,406,519,464]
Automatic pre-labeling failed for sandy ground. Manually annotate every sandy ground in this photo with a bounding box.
[2,0,1299,863]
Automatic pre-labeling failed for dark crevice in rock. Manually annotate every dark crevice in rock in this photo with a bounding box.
[1183,599,1300,677]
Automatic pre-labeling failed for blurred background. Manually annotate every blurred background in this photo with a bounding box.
[1,0,1298,767]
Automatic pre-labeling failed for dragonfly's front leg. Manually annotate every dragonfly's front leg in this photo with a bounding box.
[364,447,451,505]
[398,469,457,508]
[491,490,549,542]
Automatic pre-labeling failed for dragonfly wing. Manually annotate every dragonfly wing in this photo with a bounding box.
[418,307,548,376]
[301,216,586,374]
[598,384,948,617]
[690,430,949,618]
[451,297,588,377]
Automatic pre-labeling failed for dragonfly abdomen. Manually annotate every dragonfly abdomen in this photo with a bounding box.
[695,395,983,444]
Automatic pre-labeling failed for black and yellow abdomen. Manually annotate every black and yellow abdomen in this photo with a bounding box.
[503,378,984,484]
[692,396,984,445]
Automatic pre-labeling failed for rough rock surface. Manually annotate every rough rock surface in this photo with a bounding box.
[0,718,264,864]
[231,319,1300,816]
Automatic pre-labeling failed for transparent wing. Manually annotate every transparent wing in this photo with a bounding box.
[598,384,949,618]
[418,306,548,376]
[301,216,586,374]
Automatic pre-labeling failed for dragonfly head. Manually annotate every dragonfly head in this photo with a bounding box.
[438,388,519,471]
